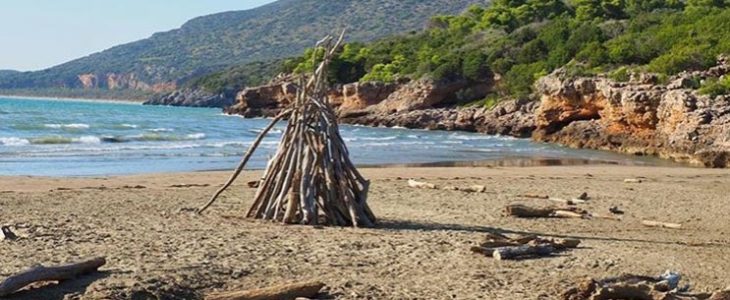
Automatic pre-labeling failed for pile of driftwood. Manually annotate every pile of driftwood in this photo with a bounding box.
[562,273,730,300]
[470,232,580,260]
[199,31,375,227]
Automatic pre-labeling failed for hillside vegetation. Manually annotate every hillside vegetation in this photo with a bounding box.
[0,0,479,92]
[283,0,730,104]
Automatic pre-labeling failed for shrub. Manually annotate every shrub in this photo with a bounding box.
[699,76,730,97]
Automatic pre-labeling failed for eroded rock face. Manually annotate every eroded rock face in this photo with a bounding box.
[223,82,297,117]
[338,81,400,112]
[368,78,489,113]
[534,62,730,167]
[340,99,537,138]
[225,76,533,137]
[77,72,176,93]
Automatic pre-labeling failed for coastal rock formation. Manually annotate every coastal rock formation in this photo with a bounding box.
[368,78,489,113]
[338,81,400,111]
[223,82,298,117]
[533,60,730,167]
[225,76,532,137]
[220,57,729,168]
[143,88,236,107]
[340,99,537,137]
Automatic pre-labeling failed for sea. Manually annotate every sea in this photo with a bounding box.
[0,96,674,176]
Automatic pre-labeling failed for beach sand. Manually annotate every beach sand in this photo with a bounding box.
[1,165,729,299]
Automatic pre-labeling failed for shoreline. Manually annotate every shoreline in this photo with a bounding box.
[0,155,690,178]
[0,94,143,104]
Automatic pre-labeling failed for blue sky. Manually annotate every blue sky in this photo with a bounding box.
[0,0,276,71]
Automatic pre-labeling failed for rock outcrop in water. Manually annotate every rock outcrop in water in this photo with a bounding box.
[144,88,236,107]
[533,58,730,167]
[339,99,536,137]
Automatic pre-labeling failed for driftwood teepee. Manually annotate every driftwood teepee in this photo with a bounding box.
[199,32,376,227]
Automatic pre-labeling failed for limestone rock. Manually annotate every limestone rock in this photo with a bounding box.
[533,57,730,167]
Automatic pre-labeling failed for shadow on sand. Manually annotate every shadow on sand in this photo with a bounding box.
[376,219,728,248]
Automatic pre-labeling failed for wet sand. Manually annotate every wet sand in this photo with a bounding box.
[1,165,729,299]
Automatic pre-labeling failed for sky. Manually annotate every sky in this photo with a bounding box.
[0,0,276,71]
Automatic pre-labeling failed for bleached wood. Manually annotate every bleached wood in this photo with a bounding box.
[0,257,106,297]
[407,179,437,189]
[642,220,682,229]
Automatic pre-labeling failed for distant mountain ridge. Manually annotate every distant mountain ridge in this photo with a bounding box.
[0,0,481,94]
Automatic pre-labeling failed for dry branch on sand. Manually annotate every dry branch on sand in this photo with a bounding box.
[198,31,375,227]
[642,220,682,229]
[0,257,106,297]
[206,280,325,300]
[407,179,437,189]
[470,232,580,260]
[503,204,620,220]
[408,179,487,193]
[562,272,730,300]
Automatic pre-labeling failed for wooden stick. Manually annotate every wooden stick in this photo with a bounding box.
[504,204,555,218]
[0,257,106,297]
[548,197,587,205]
[198,110,290,214]
[407,179,437,189]
[206,280,325,300]
[492,245,555,260]
[518,193,549,199]
[642,220,682,229]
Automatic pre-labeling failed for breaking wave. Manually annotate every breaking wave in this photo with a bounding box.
[44,123,90,130]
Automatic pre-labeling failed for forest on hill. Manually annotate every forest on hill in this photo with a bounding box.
[271,0,730,106]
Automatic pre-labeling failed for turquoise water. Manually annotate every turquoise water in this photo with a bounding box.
[0,96,667,176]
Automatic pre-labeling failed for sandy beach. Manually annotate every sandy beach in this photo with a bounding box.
[1,165,729,299]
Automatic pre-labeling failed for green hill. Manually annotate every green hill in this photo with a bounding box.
[281,0,730,105]
[0,0,479,94]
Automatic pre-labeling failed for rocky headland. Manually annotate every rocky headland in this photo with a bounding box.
[210,57,730,167]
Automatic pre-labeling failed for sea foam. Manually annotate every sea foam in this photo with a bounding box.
[0,137,31,146]
[44,123,90,129]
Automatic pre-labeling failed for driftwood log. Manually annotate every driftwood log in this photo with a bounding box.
[492,244,554,260]
[470,232,581,260]
[206,281,325,300]
[642,220,682,229]
[504,204,620,220]
[0,257,106,297]
[407,179,437,189]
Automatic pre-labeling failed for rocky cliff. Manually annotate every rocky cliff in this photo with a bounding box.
[77,73,176,93]
[533,58,730,167]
